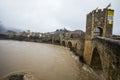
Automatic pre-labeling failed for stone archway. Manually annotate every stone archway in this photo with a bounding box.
[90,48,102,70]
[94,27,103,37]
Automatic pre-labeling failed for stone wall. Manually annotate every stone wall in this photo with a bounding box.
[92,37,120,80]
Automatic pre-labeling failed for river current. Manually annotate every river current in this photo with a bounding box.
[0,40,101,80]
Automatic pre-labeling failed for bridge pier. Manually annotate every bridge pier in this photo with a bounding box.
[83,40,92,64]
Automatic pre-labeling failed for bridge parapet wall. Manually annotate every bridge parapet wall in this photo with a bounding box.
[92,37,120,80]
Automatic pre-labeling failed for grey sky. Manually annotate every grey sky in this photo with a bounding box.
[0,0,120,34]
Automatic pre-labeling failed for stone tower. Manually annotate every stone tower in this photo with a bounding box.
[84,8,114,64]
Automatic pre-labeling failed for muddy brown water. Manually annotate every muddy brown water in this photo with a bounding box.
[0,40,101,80]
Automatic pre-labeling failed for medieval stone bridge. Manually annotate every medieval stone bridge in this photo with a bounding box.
[61,39,84,55]
[60,36,120,80]
[59,35,120,80]
[1,6,119,80]
[59,7,120,80]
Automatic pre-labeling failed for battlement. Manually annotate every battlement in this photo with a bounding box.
[87,8,114,16]
[86,7,114,39]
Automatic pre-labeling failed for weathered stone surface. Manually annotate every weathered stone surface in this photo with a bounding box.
[83,7,120,80]
[92,37,120,80]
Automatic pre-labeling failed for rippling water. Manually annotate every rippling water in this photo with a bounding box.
[0,40,100,80]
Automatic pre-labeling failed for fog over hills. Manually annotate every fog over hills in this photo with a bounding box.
[0,24,22,34]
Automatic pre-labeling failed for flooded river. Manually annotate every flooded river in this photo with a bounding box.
[0,40,101,80]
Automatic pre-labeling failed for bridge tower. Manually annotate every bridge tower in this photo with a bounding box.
[84,8,114,64]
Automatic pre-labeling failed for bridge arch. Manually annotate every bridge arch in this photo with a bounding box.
[67,41,73,51]
[94,27,103,37]
[90,47,102,70]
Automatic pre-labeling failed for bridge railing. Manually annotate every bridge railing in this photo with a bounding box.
[93,36,120,61]
[93,36,120,56]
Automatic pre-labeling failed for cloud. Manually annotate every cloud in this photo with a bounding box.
[0,0,119,34]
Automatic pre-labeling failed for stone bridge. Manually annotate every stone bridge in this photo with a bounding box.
[61,35,120,80]
[61,38,84,56]
[84,37,120,80]
[82,7,120,80]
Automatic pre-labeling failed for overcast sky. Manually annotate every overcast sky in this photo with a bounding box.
[0,0,120,34]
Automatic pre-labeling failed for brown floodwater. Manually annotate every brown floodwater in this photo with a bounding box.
[0,40,101,80]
